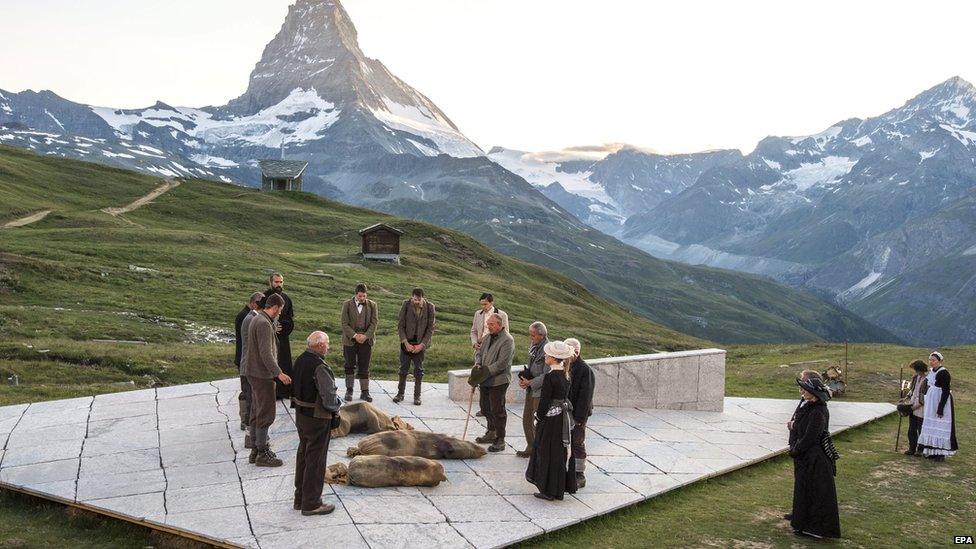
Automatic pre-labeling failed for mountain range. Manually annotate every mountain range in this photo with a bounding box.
[490,78,976,345]
[0,0,899,345]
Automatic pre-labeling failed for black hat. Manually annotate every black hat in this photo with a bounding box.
[796,377,832,402]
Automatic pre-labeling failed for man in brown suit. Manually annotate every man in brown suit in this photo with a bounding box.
[471,313,515,453]
[394,287,436,405]
[244,293,292,467]
[340,283,378,403]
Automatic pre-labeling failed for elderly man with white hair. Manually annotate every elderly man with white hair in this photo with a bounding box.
[565,338,595,488]
[470,312,515,453]
[516,321,550,457]
[290,331,342,516]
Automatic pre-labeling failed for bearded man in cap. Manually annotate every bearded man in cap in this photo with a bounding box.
[263,272,295,400]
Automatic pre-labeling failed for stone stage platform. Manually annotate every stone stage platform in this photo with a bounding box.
[0,378,893,548]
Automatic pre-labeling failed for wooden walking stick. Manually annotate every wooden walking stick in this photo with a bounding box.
[462,386,476,441]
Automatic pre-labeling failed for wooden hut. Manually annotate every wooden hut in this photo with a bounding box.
[359,223,404,264]
[259,160,308,191]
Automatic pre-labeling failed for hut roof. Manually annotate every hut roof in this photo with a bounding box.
[258,160,308,179]
[359,223,404,236]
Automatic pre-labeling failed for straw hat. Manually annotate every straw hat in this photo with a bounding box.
[543,341,575,360]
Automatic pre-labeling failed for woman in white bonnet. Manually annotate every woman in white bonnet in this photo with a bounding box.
[917,351,958,461]
[525,340,578,500]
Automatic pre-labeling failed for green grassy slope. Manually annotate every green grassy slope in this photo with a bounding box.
[0,144,703,400]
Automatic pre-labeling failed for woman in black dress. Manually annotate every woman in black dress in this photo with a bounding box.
[788,377,841,539]
[526,341,578,500]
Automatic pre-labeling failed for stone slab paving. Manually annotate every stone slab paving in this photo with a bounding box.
[0,378,894,549]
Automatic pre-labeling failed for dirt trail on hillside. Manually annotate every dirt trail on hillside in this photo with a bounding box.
[1,209,52,229]
[102,179,180,216]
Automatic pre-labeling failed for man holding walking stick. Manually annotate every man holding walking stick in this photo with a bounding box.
[469,313,514,453]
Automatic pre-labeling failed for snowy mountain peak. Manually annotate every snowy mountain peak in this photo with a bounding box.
[896,76,976,124]
[219,0,481,157]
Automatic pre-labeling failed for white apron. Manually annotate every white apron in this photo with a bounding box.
[918,368,955,457]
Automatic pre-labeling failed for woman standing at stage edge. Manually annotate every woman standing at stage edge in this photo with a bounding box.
[918,351,958,461]
[525,341,578,500]
[788,376,841,539]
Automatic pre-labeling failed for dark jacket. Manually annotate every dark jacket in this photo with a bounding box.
[341,298,378,347]
[263,288,294,377]
[397,298,436,350]
[788,399,840,538]
[290,350,341,419]
[568,356,595,423]
[523,338,550,398]
[933,367,952,416]
[234,306,250,370]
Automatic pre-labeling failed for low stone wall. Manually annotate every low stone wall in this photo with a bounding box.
[447,348,726,412]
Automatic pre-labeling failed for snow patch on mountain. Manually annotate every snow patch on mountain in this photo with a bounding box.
[487,147,616,206]
[764,156,856,192]
[846,271,883,294]
[92,88,340,149]
[939,123,976,146]
[371,98,482,158]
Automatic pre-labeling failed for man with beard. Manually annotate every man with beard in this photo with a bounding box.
[341,283,378,402]
[235,291,265,436]
[394,287,436,405]
[263,273,294,400]
[245,292,293,467]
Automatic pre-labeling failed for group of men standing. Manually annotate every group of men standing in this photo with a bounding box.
[232,275,597,513]
[468,294,596,487]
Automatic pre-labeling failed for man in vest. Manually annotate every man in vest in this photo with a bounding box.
[340,283,378,402]
[394,287,436,405]
[290,331,341,516]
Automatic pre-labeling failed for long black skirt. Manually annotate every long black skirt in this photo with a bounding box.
[791,452,841,538]
[525,414,576,499]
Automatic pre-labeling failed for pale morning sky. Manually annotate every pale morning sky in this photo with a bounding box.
[1,0,974,154]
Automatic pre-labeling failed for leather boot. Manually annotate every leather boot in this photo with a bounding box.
[302,503,336,516]
[488,439,507,452]
[256,448,283,467]
[249,427,264,464]
[344,375,354,402]
[360,378,372,403]
[254,428,283,467]
[576,472,586,489]
[475,431,497,444]
[413,377,423,406]
[238,393,248,431]
[392,374,407,403]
